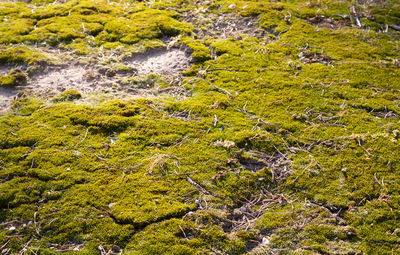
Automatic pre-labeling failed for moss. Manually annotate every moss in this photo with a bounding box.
[0,68,28,87]
[10,97,43,116]
[180,36,211,62]
[52,89,82,102]
[0,0,399,253]
[0,47,47,64]
[0,74,16,87]
[65,39,91,55]
[209,38,243,56]
[0,0,192,53]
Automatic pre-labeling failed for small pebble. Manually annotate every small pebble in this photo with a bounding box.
[9,226,16,231]
[262,237,270,245]
[67,168,71,172]
[2,249,8,254]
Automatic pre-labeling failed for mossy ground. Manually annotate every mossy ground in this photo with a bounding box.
[0,0,400,254]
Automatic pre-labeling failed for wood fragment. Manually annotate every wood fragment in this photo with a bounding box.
[388,24,400,31]
[207,68,235,72]
[147,104,163,112]
[19,237,33,255]
[213,114,218,126]
[74,128,89,147]
[178,225,190,241]
[198,77,233,97]
[173,135,190,146]
[356,138,374,157]
[33,212,40,236]
[94,153,107,161]
[0,240,10,250]
[186,177,214,197]
[231,103,277,128]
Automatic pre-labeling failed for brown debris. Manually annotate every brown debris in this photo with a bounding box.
[307,15,352,29]
[299,49,333,65]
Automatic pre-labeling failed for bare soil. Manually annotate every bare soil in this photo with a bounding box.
[0,87,18,113]
[126,48,192,76]
[0,63,27,76]
[0,48,192,113]
[183,13,266,39]
[307,15,353,30]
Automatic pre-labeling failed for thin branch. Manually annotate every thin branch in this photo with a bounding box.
[197,78,233,97]
[356,138,373,157]
[186,177,216,197]
[389,24,400,31]
[94,154,107,161]
[1,240,10,250]
[232,104,277,128]
[33,212,41,236]
[74,128,89,147]
[178,225,190,241]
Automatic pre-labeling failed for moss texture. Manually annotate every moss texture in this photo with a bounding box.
[0,0,399,254]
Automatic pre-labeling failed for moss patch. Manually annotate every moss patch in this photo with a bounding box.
[0,0,399,254]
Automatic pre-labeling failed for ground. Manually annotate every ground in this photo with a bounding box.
[0,0,399,254]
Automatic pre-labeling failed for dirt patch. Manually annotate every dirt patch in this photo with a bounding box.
[307,15,353,30]
[299,49,333,66]
[0,47,192,113]
[0,63,27,76]
[239,157,266,172]
[239,151,291,179]
[28,65,114,94]
[0,65,11,76]
[0,87,18,114]
[126,48,191,76]
[184,13,266,39]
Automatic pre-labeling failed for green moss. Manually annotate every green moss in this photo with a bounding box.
[52,89,82,102]
[0,69,26,87]
[0,74,15,87]
[180,36,211,62]
[10,97,43,116]
[0,47,47,64]
[65,39,91,55]
[0,0,399,253]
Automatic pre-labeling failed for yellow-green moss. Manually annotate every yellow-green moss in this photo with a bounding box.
[179,36,211,62]
[0,0,399,254]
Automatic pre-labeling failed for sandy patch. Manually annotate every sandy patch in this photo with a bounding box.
[184,13,266,39]
[0,64,26,76]
[0,87,18,114]
[126,48,191,76]
[0,66,11,76]
[28,66,110,94]
[0,48,192,113]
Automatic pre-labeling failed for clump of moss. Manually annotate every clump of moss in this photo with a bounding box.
[52,89,82,102]
[0,74,15,87]
[65,39,91,55]
[0,47,47,64]
[0,68,27,87]
[179,36,211,62]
